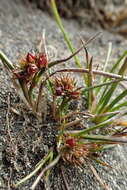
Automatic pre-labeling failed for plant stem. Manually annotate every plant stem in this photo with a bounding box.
[48,32,102,68]
[57,97,69,118]
[61,111,93,120]
[15,151,53,187]
[81,135,127,143]
[87,56,95,111]
[65,119,113,136]
[64,110,127,136]
[31,154,61,190]
[88,162,111,190]
[64,119,83,128]
[51,0,81,67]
[0,50,14,70]
[53,68,127,80]
[82,79,123,92]
[96,42,112,95]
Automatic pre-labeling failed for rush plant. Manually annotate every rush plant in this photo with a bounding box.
[1,0,127,190]
[51,0,127,125]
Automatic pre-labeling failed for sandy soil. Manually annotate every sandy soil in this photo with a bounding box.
[0,0,127,190]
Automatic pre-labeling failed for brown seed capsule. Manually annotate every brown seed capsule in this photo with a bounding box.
[37,53,48,68]
[27,64,38,75]
[66,138,76,147]
[53,75,80,99]
[27,53,36,63]
[55,86,65,96]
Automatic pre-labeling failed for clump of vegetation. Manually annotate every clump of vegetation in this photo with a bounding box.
[1,0,127,189]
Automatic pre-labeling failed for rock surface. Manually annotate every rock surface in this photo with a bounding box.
[0,0,127,190]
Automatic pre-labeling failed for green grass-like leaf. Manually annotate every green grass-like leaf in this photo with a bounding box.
[15,151,53,187]
[82,134,127,143]
[111,101,127,111]
[96,51,127,107]
[51,0,81,68]
[95,42,112,95]
[95,55,127,116]
[0,50,14,70]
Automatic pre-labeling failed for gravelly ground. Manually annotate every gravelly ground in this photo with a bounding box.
[0,0,127,190]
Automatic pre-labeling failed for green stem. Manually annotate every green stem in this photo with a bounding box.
[31,154,61,190]
[51,0,81,68]
[64,119,113,136]
[15,151,53,188]
[0,50,14,70]
[82,78,123,93]
[57,97,69,118]
[81,134,127,143]
[28,68,46,98]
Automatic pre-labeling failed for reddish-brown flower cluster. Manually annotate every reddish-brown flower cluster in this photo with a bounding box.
[66,138,76,147]
[62,137,99,167]
[14,52,48,82]
[53,75,80,99]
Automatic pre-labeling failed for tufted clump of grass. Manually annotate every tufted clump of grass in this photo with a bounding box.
[1,0,127,189]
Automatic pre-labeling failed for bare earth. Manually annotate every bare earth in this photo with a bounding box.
[0,0,127,190]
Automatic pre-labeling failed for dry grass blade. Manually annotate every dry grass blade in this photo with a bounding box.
[44,180,51,190]
[79,36,90,83]
[38,29,47,57]
[82,135,127,143]
[31,155,61,190]
[94,111,119,118]
[79,37,89,67]
[61,166,70,190]
[55,68,127,80]
[96,42,112,95]
[49,32,102,67]
[64,109,127,135]
[88,56,96,111]
[61,111,93,120]
[91,158,112,168]
[10,106,21,116]
[88,162,112,190]
[15,151,53,188]
[88,57,93,86]
[114,121,127,127]
[120,82,127,89]
[64,119,83,128]
[51,0,101,68]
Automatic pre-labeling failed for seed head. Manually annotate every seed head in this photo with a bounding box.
[61,137,100,167]
[53,75,80,99]
[37,53,48,68]
[66,138,76,147]
[55,86,65,96]
[27,64,38,75]
[27,52,36,63]
[16,51,48,83]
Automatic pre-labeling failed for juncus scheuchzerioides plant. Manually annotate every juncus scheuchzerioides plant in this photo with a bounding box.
[1,0,127,189]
